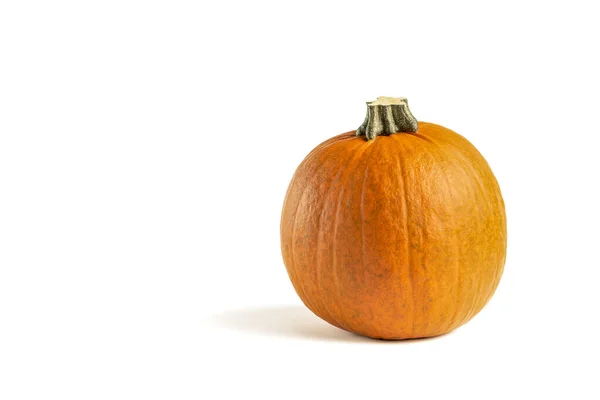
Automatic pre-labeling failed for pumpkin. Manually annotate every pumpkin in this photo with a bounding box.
[280,97,506,340]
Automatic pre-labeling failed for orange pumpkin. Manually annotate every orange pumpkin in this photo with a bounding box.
[280,97,506,340]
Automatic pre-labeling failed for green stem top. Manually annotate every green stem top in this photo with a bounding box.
[356,97,418,140]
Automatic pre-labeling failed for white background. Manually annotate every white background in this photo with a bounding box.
[1,1,599,399]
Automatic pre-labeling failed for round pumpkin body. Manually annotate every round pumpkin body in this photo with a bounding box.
[281,116,506,340]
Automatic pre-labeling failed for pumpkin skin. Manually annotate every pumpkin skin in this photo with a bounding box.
[280,122,506,340]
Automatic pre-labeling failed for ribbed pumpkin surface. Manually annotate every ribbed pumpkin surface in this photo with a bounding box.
[280,122,506,339]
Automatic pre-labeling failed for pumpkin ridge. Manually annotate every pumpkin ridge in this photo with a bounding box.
[423,134,463,333]
[491,184,507,302]
[331,141,373,334]
[444,139,491,327]
[488,198,507,306]
[407,134,439,334]
[437,134,482,329]
[357,141,379,336]
[437,133,501,328]
[289,187,319,314]
[315,143,363,330]
[408,131,435,144]
[287,141,349,316]
[481,172,506,318]
[394,139,415,337]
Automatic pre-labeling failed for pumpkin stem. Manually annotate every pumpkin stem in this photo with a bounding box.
[356,97,418,140]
